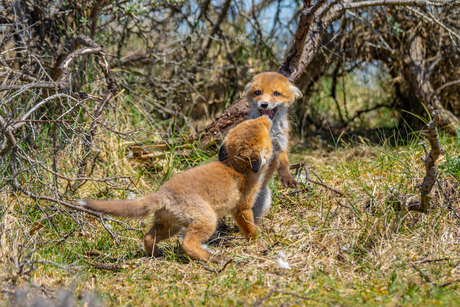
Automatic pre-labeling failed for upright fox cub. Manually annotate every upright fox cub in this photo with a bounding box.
[78,117,272,263]
[244,72,303,224]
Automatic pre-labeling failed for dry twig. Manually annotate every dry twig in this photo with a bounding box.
[290,162,345,197]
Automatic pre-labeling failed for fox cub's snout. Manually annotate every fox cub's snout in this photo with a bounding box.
[244,72,302,121]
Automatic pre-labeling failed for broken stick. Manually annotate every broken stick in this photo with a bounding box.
[408,110,444,212]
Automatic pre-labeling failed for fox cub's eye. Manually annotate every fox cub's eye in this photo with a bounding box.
[273,91,281,97]
[255,90,262,95]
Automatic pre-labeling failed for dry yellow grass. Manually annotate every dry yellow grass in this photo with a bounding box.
[1,124,460,306]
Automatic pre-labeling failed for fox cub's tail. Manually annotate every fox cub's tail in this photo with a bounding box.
[78,193,166,218]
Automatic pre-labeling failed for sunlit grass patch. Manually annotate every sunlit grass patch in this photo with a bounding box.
[2,122,460,306]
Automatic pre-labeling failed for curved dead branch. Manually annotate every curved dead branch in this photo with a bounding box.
[390,111,443,213]
[417,111,443,211]
[190,97,250,149]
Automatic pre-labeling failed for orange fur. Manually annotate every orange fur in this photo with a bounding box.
[245,72,303,224]
[78,117,272,263]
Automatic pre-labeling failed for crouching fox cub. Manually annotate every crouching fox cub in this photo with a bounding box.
[244,72,303,225]
[78,117,272,263]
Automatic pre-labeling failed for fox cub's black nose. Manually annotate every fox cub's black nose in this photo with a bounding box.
[260,102,269,108]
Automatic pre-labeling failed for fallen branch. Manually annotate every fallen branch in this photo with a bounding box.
[411,263,433,285]
[440,279,460,288]
[88,262,125,271]
[409,260,460,289]
[252,283,280,307]
[203,259,233,274]
[252,281,309,306]
[260,241,280,255]
[290,162,345,197]
[411,258,450,265]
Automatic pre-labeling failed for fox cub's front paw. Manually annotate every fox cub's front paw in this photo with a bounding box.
[280,174,300,188]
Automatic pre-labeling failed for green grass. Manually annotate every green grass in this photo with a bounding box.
[1,87,459,306]
[2,122,460,306]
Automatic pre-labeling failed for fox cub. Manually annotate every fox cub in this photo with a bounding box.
[244,72,303,224]
[78,117,272,263]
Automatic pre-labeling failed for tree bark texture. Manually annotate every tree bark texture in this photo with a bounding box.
[401,35,459,131]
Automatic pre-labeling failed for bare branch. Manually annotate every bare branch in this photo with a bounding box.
[289,0,460,83]
[435,79,460,93]
[12,94,72,130]
[290,162,345,196]
[0,115,18,156]
[279,0,327,75]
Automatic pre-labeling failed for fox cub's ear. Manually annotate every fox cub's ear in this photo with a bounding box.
[218,144,228,161]
[244,82,253,95]
[289,83,303,100]
[251,153,263,173]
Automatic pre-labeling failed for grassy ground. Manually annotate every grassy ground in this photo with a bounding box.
[1,120,460,306]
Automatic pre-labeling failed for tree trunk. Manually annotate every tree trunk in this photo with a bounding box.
[401,35,459,132]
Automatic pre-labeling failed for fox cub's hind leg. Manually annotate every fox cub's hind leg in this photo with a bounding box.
[182,219,226,263]
[252,185,272,226]
[144,212,181,257]
[144,223,181,257]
